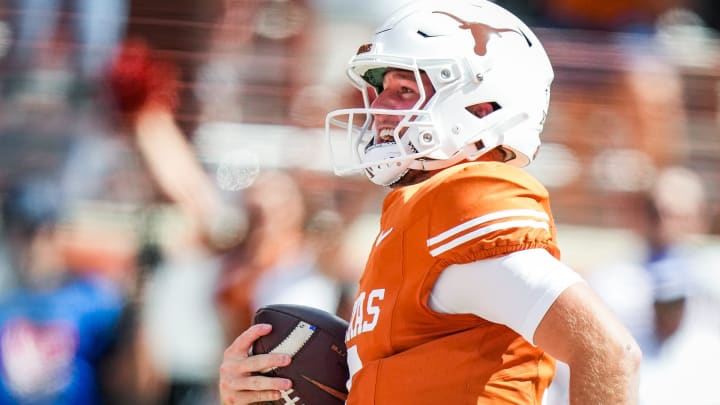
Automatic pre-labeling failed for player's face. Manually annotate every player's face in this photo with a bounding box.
[369,69,435,145]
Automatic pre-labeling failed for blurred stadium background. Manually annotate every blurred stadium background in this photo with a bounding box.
[0,0,719,404]
[0,0,719,260]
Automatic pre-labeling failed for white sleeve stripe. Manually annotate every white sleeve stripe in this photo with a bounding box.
[426,209,549,247]
[428,219,550,257]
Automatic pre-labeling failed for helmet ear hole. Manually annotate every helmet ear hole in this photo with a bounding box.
[465,102,501,118]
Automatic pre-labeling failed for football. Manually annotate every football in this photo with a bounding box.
[251,304,350,405]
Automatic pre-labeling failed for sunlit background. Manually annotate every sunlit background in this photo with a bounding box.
[0,0,719,404]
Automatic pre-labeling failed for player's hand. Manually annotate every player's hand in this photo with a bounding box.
[219,324,293,405]
[106,38,179,122]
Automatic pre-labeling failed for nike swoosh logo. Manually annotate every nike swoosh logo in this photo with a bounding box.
[300,375,348,402]
[375,227,393,247]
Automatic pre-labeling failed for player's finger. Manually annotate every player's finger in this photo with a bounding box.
[220,389,284,405]
[224,324,273,357]
[220,353,291,376]
[224,373,292,392]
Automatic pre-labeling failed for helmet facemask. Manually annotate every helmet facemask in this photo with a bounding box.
[326,59,483,186]
[326,61,444,186]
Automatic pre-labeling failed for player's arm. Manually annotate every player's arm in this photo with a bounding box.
[430,248,641,405]
[107,40,243,249]
[219,324,293,405]
[533,282,641,405]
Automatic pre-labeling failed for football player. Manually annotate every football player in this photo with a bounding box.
[219,1,641,404]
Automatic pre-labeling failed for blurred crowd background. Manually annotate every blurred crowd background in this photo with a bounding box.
[0,0,719,404]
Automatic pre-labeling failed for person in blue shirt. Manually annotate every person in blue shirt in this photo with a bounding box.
[0,178,125,405]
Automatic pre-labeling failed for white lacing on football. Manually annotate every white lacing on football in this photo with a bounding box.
[279,388,302,405]
[261,321,317,373]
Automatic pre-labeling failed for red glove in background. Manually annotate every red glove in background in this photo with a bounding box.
[106,39,179,118]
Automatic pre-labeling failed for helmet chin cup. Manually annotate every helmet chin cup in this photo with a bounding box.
[362,142,412,186]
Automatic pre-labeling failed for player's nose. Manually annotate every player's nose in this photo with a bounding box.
[370,93,401,128]
[370,89,403,110]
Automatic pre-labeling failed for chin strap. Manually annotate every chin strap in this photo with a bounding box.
[362,111,530,184]
[406,111,530,171]
[407,153,465,171]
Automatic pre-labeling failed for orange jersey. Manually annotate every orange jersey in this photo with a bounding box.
[345,162,559,405]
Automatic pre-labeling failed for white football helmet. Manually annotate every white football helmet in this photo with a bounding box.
[325,0,554,186]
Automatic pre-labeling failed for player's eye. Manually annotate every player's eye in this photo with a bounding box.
[399,86,415,94]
